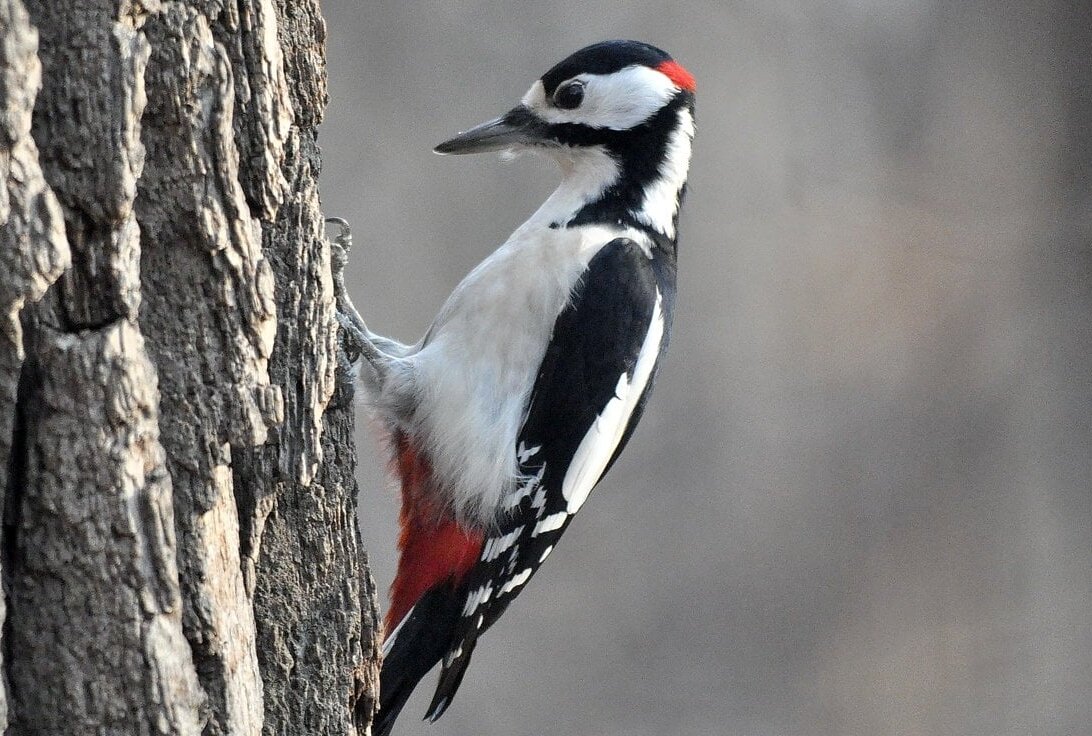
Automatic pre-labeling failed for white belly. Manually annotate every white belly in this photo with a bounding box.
[405,224,619,527]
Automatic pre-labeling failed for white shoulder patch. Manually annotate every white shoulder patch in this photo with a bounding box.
[561,290,665,514]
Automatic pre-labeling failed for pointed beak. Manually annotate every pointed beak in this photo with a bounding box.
[434,106,550,155]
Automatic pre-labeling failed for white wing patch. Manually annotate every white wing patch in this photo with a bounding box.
[517,442,542,464]
[462,584,494,616]
[481,528,522,561]
[502,465,544,511]
[498,568,533,596]
[532,511,568,537]
[562,291,665,514]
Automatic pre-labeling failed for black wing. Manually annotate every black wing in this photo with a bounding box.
[424,237,677,719]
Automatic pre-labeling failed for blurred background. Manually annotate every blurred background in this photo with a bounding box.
[318,2,1091,735]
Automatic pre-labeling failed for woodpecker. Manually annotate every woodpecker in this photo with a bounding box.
[333,40,695,735]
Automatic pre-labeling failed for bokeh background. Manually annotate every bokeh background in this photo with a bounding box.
[318,3,1091,735]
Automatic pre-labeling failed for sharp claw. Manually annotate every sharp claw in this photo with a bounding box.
[323,215,403,385]
[326,216,353,288]
[325,217,353,251]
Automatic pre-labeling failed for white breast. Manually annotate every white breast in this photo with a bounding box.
[404,224,611,527]
[373,141,651,527]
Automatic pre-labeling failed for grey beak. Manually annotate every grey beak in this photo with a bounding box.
[434,106,549,155]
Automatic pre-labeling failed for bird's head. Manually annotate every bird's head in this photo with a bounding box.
[434,40,695,162]
[436,41,695,239]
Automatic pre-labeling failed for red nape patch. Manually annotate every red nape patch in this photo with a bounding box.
[657,60,696,92]
[385,436,484,633]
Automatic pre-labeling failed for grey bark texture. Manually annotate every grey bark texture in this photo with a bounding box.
[0,0,380,733]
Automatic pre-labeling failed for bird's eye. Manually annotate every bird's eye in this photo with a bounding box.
[552,81,585,110]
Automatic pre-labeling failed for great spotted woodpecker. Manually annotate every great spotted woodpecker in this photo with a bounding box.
[332,40,695,735]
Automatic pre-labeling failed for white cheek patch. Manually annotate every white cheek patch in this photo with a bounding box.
[561,291,665,513]
[521,65,678,130]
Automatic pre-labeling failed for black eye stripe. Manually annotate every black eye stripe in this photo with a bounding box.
[552,80,585,110]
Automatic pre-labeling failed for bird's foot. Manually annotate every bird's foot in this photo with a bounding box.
[326,216,404,397]
[326,217,366,391]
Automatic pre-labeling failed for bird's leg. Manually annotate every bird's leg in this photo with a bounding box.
[326,217,404,390]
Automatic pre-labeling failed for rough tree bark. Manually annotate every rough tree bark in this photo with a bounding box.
[0,0,380,733]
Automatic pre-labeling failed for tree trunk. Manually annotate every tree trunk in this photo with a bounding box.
[0,0,380,733]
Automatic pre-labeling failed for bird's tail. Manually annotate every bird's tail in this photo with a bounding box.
[373,583,463,736]
[375,433,486,735]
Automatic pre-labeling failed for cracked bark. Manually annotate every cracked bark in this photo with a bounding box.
[0,0,379,733]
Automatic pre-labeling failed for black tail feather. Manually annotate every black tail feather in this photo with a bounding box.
[374,583,463,736]
[424,637,478,722]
